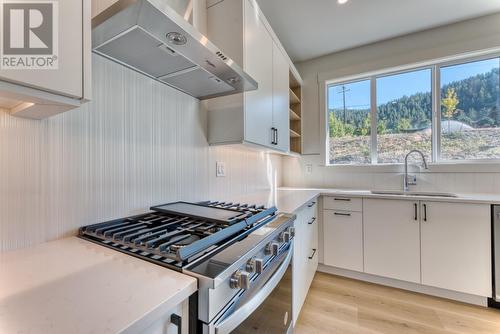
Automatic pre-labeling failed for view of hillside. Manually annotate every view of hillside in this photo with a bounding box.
[329,66,500,164]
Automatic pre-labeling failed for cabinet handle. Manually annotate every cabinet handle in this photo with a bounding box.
[414,203,418,221]
[275,128,279,145]
[307,201,316,208]
[334,198,351,201]
[308,217,316,225]
[308,248,317,260]
[271,127,277,145]
[423,203,427,222]
[171,314,182,334]
[334,212,351,217]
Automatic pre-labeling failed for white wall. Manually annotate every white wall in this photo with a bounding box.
[283,13,500,192]
[0,55,282,252]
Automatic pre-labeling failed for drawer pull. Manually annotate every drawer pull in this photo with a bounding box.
[307,201,316,208]
[334,198,351,201]
[308,217,316,225]
[171,314,182,334]
[308,248,317,260]
[334,212,351,217]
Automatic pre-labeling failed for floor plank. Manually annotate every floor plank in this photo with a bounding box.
[295,272,500,334]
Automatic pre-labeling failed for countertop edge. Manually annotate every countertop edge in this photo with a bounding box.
[278,188,500,206]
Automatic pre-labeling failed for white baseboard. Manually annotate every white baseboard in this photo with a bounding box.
[317,264,488,307]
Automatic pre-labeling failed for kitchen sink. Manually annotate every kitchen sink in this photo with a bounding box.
[370,190,458,198]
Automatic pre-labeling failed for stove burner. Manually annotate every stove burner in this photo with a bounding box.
[79,201,278,270]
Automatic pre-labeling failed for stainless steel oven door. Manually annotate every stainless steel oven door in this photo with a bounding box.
[208,243,293,334]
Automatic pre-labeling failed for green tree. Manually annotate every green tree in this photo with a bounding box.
[397,118,411,132]
[441,88,459,133]
[360,115,371,136]
[329,112,345,138]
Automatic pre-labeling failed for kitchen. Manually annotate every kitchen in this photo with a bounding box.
[1,0,500,333]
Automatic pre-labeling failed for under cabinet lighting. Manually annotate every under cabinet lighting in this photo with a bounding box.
[338,0,349,4]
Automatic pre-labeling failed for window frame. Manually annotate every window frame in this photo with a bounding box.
[323,51,500,166]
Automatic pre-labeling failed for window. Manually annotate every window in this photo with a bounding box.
[326,54,500,165]
[328,80,371,164]
[439,58,500,161]
[377,69,432,164]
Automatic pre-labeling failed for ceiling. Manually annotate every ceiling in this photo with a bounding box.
[256,0,500,62]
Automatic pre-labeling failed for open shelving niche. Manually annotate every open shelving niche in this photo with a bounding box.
[289,70,302,154]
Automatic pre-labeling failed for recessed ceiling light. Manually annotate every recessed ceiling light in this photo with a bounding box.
[338,0,349,4]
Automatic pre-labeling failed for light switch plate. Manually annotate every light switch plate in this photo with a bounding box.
[305,163,313,174]
[216,161,226,177]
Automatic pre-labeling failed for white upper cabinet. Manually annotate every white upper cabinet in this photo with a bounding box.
[420,201,491,296]
[0,0,91,119]
[272,42,290,152]
[206,0,294,153]
[243,2,274,147]
[363,198,421,283]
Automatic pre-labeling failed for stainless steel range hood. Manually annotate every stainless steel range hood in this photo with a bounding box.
[92,0,257,99]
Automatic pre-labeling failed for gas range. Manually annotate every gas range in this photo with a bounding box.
[79,200,296,334]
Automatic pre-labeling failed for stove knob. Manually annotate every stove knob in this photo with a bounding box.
[254,258,264,274]
[264,243,272,255]
[230,270,250,290]
[278,232,286,242]
[246,259,255,273]
[271,242,280,256]
[283,232,291,243]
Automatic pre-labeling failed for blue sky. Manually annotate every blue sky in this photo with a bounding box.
[328,57,499,110]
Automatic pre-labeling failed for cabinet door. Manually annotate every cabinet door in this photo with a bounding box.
[421,201,491,296]
[0,0,83,98]
[364,199,421,283]
[272,42,290,152]
[243,0,273,147]
[323,210,363,272]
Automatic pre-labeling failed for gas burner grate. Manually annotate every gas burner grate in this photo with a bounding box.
[79,201,277,270]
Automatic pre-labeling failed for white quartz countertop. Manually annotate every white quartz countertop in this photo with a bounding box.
[214,188,500,214]
[0,237,197,334]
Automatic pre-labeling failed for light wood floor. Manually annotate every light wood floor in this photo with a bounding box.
[295,272,500,334]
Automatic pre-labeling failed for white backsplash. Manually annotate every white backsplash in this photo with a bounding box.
[283,154,500,194]
[0,55,282,252]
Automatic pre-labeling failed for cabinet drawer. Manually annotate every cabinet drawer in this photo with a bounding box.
[323,210,363,272]
[323,196,362,212]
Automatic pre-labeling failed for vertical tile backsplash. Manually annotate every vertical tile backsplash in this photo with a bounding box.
[0,55,282,252]
[283,154,500,194]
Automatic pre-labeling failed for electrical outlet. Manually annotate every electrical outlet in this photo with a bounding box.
[305,163,313,174]
[216,161,226,177]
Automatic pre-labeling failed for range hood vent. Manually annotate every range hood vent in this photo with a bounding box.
[92,0,257,99]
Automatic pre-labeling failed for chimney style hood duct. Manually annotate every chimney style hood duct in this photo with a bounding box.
[92,0,258,99]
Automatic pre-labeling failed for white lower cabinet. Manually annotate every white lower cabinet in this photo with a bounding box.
[363,198,492,297]
[323,210,363,272]
[140,299,188,334]
[363,199,421,283]
[420,201,491,296]
[292,198,318,325]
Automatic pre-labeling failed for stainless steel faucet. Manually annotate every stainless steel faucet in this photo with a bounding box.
[403,150,429,192]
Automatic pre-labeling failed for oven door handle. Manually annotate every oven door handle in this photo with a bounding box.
[214,244,293,334]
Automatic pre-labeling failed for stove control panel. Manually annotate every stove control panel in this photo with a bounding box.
[229,222,295,290]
